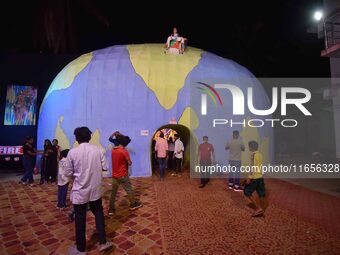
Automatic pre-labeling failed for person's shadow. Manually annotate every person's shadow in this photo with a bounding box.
[224,179,270,213]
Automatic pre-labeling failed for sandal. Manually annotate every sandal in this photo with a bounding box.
[252,210,264,217]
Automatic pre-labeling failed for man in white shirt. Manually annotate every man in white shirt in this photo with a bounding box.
[154,132,168,181]
[173,134,184,176]
[65,127,113,255]
[225,130,245,191]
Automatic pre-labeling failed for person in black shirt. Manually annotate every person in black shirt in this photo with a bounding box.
[51,139,60,183]
[41,139,50,184]
[52,139,61,159]
[41,139,56,184]
[19,136,37,186]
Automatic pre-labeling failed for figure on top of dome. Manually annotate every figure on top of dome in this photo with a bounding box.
[165,27,187,54]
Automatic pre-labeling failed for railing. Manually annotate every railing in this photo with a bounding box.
[324,22,340,48]
[323,7,340,49]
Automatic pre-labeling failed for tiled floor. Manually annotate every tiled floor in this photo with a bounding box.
[0,178,163,255]
[286,178,340,198]
[155,176,340,254]
[1,174,340,254]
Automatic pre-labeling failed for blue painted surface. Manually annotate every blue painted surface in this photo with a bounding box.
[38,45,273,176]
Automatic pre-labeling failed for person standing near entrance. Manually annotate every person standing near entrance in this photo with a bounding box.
[167,137,175,172]
[173,134,184,176]
[155,132,168,181]
[65,127,113,254]
[198,136,215,188]
[225,130,245,191]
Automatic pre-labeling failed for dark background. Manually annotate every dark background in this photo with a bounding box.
[0,0,331,152]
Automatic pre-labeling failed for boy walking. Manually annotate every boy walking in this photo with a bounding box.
[65,127,113,254]
[243,140,267,217]
[57,149,70,209]
[109,134,142,216]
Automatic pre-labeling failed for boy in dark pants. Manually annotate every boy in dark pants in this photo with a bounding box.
[108,134,142,215]
[198,136,215,188]
[173,134,184,176]
[243,140,267,217]
[57,149,70,209]
[154,132,168,181]
[19,136,37,186]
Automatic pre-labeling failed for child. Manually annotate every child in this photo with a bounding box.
[108,134,142,216]
[57,149,70,209]
[243,141,267,217]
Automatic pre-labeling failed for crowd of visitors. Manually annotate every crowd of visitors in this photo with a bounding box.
[19,127,266,254]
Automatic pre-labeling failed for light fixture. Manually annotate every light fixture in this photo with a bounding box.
[314,11,323,21]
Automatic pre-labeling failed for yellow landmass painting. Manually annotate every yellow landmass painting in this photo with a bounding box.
[54,116,70,150]
[90,129,106,154]
[54,116,105,154]
[40,52,93,112]
[73,129,106,154]
[178,107,199,130]
[127,44,202,110]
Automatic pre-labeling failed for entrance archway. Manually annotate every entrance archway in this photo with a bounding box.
[150,124,193,176]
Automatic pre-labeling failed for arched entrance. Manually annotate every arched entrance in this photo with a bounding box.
[150,124,193,177]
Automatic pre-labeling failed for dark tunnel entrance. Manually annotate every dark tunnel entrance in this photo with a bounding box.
[150,124,192,177]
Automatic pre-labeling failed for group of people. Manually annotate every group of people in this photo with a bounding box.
[19,127,266,254]
[20,128,143,254]
[154,133,184,181]
[153,129,266,217]
[19,137,62,186]
[65,128,143,254]
[197,130,267,217]
[40,138,62,184]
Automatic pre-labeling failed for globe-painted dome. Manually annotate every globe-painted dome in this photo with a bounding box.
[38,44,273,176]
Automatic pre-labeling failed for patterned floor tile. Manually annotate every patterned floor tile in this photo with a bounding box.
[1,175,340,254]
[155,175,340,254]
[0,178,163,255]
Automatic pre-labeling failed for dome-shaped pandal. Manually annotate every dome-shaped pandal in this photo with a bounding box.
[38,44,273,176]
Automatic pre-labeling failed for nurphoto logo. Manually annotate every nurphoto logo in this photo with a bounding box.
[196,82,312,128]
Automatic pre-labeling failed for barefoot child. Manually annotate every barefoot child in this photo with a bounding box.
[243,141,267,217]
[57,149,70,209]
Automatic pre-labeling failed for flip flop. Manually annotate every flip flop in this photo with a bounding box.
[252,210,264,217]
